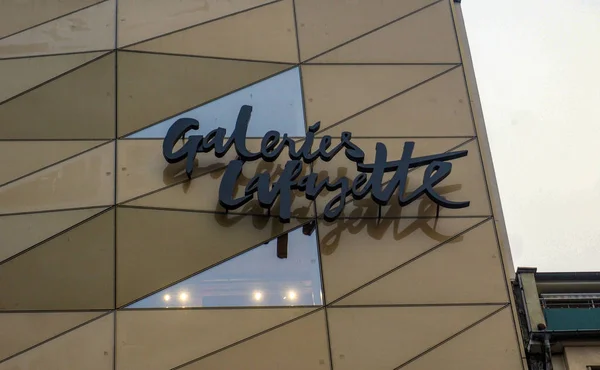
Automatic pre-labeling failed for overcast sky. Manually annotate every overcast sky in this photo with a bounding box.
[462,0,600,272]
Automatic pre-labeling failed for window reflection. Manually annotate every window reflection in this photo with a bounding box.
[127,224,322,308]
[127,68,306,139]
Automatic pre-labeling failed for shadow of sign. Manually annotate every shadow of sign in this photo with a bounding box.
[319,184,465,256]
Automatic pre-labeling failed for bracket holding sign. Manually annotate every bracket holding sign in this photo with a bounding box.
[162,105,470,223]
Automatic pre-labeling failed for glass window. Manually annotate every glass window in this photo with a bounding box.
[126,223,322,308]
[127,67,306,139]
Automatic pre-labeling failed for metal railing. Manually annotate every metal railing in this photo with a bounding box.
[541,294,600,309]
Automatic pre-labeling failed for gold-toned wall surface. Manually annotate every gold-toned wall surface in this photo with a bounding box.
[0,0,524,369]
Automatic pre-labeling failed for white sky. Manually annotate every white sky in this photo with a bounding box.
[462,0,600,272]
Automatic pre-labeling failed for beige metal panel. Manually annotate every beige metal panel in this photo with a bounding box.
[0,0,101,39]
[180,310,329,370]
[318,217,486,303]
[117,51,291,137]
[0,141,105,186]
[0,143,115,215]
[302,64,454,132]
[0,314,113,370]
[116,207,302,307]
[0,311,104,361]
[116,308,314,370]
[336,219,509,306]
[0,53,115,140]
[565,346,600,370]
[451,3,515,278]
[127,0,298,63]
[0,52,105,103]
[399,307,522,370]
[0,0,115,58]
[328,305,503,370]
[313,139,491,218]
[0,210,114,310]
[117,0,273,47]
[311,1,460,64]
[319,67,473,137]
[295,0,436,61]
[126,140,314,218]
[117,139,238,203]
[0,207,106,263]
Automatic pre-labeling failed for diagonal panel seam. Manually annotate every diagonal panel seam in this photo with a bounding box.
[0,206,114,266]
[331,302,509,309]
[0,51,113,106]
[0,205,111,218]
[0,0,109,42]
[0,310,113,365]
[119,49,294,65]
[0,49,113,61]
[316,214,492,221]
[322,135,474,139]
[120,0,284,49]
[0,140,110,189]
[117,204,316,219]
[0,309,109,314]
[0,138,114,142]
[169,306,325,370]
[118,219,317,308]
[302,0,444,63]
[328,216,492,306]
[119,59,297,138]
[393,304,510,370]
[307,62,460,66]
[314,63,461,136]
[101,48,464,66]
[123,305,320,312]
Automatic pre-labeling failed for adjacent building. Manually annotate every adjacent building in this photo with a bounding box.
[0,0,527,369]
[515,268,600,370]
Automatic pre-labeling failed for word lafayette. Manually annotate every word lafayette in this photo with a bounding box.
[162,105,470,222]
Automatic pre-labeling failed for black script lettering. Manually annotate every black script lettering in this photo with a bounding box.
[163,104,471,223]
[341,132,365,162]
[401,161,470,209]
[244,160,304,222]
[162,118,203,179]
[357,142,469,208]
[228,105,260,161]
[202,127,231,156]
[260,130,283,161]
[218,160,253,209]
[322,177,351,221]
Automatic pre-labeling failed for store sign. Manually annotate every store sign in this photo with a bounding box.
[162,105,470,222]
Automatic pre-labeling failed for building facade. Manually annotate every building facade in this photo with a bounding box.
[515,269,600,370]
[0,0,525,369]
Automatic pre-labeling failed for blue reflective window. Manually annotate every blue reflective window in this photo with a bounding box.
[127,68,306,138]
[127,224,322,308]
